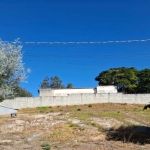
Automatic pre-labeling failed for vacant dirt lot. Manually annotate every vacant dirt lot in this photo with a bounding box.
[0,103,150,150]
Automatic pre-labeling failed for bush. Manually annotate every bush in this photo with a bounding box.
[41,143,51,150]
[77,108,81,111]
[88,104,92,108]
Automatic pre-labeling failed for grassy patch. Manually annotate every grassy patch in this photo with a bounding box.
[37,107,49,113]
[41,143,51,150]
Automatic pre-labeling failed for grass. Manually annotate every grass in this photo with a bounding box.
[1,103,150,149]
[41,143,51,150]
[19,103,150,125]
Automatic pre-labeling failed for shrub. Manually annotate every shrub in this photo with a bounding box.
[41,143,51,150]
[88,104,92,108]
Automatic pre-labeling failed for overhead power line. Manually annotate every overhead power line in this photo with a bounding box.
[3,38,150,45]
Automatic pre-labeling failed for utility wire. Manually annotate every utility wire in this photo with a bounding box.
[3,38,150,45]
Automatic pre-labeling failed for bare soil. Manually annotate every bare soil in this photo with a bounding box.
[0,103,150,150]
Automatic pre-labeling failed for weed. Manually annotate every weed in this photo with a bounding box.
[69,123,77,128]
[37,107,49,113]
[41,143,51,150]
[91,122,96,126]
[73,105,77,108]
[88,104,92,108]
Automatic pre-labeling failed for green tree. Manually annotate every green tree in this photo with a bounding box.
[40,76,65,89]
[39,76,73,89]
[95,67,138,93]
[13,86,32,97]
[66,83,73,88]
[137,69,150,93]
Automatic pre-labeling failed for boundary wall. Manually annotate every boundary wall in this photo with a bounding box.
[39,86,117,96]
[0,93,150,109]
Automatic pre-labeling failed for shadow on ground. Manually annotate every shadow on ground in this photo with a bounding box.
[106,125,150,145]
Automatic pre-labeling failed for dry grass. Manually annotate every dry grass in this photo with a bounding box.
[1,103,150,150]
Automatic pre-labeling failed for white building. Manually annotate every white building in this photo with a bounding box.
[39,86,117,97]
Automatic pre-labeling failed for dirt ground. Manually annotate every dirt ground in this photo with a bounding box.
[0,103,150,150]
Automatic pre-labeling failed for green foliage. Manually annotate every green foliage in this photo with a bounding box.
[40,143,51,150]
[13,86,32,97]
[66,83,73,88]
[95,67,150,93]
[69,123,77,128]
[88,104,92,108]
[39,76,64,89]
[39,76,73,89]
[37,107,49,113]
[95,67,142,93]
[137,69,150,93]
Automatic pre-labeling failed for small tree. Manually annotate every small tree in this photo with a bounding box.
[66,83,73,88]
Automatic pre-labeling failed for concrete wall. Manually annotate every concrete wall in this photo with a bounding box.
[0,93,150,110]
[97,86,117,93]
[39,88,95,96]
[39,86,117,96]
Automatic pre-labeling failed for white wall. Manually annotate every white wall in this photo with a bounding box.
[40,88,96,96]
[97,86,117,93]
[0,93,150,110]
[39,86,117,96]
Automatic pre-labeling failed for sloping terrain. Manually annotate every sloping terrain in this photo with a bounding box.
[0,103,150,150]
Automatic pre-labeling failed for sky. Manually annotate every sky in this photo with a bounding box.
[0,0,150,96]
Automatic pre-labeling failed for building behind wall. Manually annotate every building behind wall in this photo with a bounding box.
[39,85,117,97]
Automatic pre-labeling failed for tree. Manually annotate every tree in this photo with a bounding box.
[0,40,29,99]
[39,76,73,89]
[50,76,65,89]
[40,76,65,89]
[66,83,73,88]
[13,86,32,97]
[95,67,138,93]
[137,69,150,93]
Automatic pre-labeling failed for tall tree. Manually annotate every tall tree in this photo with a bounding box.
[0,40,29,99]
[40,76,65,89]
[137,69,150,93]
[39,76,73,89]
[95,67,138,93]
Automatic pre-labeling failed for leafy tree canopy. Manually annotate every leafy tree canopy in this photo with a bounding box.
[13,86,32,97]
[137,69,150,93]
[95,67,141,93]
[66,83,73,88]
[39,76,73,89]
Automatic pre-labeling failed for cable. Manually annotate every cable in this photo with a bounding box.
[3,38,150,45]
